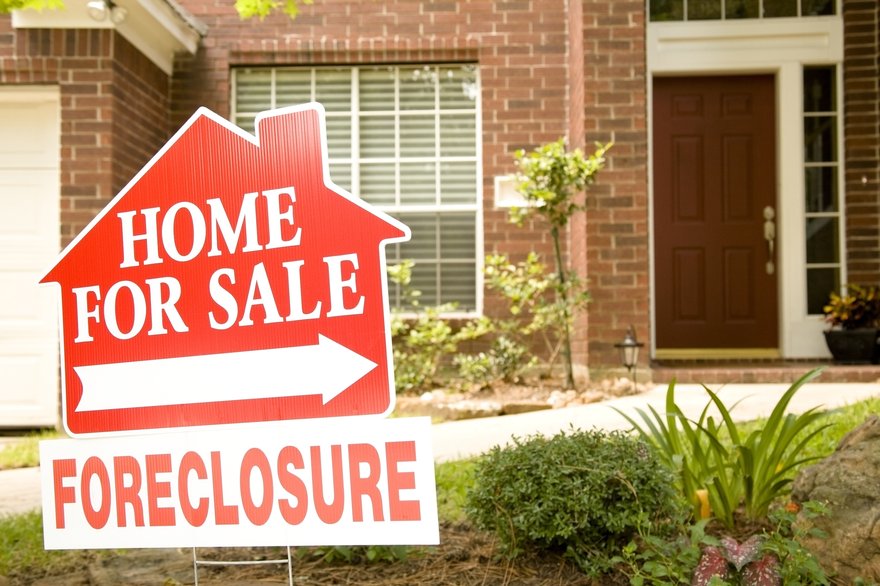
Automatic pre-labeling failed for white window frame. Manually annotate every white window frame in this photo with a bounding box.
[231,65,484,317]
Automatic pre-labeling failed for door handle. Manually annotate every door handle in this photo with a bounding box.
[763,206,775,275]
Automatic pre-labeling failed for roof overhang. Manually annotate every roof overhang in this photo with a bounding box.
[12,0,206,75]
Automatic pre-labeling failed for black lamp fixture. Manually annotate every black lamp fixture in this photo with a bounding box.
[87,0,128,24]
[614,325,644,384]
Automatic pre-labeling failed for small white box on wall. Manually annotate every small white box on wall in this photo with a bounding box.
[494,175,529,208]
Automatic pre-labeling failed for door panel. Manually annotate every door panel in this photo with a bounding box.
[654,75,778,350]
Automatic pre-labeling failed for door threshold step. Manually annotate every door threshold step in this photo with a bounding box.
[650,361,880,384]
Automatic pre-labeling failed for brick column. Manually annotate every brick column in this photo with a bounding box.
[567,0,590,371]
[581,1,650,370]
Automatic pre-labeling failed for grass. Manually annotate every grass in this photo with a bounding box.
[435,458,476,523]
[0,430,62,471]
[0,510,96,579]
[736,396,880,471]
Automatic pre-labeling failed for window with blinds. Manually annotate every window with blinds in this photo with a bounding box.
[232,65,481,312]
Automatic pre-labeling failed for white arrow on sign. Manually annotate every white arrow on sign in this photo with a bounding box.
[73,335,377,412]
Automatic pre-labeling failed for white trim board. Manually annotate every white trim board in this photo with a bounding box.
[12,0,203,75]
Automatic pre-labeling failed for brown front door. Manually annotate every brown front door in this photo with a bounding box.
[653,75,778,351]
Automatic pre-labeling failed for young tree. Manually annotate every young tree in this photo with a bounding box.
[0,0,311,19]
[0,0,61,11]
[510,138,610,389]
[233,0,311,19]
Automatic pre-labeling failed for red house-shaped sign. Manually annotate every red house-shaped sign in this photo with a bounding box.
[41,104,410,436]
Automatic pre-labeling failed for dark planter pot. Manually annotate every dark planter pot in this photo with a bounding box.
[824,328,880,364]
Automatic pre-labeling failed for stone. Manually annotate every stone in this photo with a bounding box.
[791,414,880,583]
[612,377,635,395]
[501,401,552,415]
[579,390,606,404]
[421,389,447,402]
[439,400,502,421]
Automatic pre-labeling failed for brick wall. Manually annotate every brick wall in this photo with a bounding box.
[580,1,649,370]
[111,35,170,197]
[171,0,584,356]
[0,22,169,247]
[842,0,880,286]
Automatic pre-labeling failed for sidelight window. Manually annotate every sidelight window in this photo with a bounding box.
[803,65,842,315]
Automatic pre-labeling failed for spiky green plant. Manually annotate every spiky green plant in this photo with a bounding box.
[614,368,831,527]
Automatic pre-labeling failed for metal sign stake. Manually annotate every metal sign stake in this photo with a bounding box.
[191,546,293,586]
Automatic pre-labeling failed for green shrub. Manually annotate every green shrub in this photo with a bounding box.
[484,252,588,379]
[465,428,685,574]
[453,335,536,387]
[388,260,492,393]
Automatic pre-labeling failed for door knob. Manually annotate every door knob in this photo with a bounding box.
[763,206,775,275]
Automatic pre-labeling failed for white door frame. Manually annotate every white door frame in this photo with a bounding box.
[647,17,844,359]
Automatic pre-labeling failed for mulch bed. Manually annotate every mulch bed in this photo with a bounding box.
[18,523,606,586]
[196,523,601,586]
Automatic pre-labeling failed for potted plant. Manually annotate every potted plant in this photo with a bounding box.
[822,284,880,364]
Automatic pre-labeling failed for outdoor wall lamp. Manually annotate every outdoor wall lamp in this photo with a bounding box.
[87,0,128,24]
[614,325,644,385]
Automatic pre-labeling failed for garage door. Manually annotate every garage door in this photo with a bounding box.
[0,87,60,427]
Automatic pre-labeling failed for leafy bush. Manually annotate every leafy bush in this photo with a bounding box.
[466,428,684,574]
[484,252,589,377]
[388,260,491,393]
[615,368,830,527]
[453,335,536,387]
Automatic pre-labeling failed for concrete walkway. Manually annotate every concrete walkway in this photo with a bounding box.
[0,466,42,516]
[2,380,879,516]
[432,380,880,461]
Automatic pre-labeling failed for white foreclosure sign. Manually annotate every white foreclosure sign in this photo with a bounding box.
[40,417,438,549]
